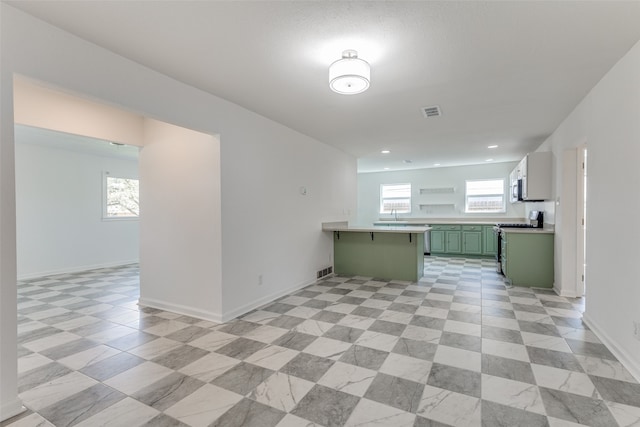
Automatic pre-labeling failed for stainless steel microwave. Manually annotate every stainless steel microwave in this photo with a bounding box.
[510,178,523,203]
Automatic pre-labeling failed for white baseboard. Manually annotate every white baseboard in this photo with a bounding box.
[582,313,640,383]
[553,284,579,298]
[138,297,223,324]
[219,275,319,323]
[17,260,139,280]
[138,275,319,324]
[0,400,25,423]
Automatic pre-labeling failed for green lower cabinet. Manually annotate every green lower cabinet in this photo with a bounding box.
[430,230,445,253]
[430,225,462,255]
[445,231,462,254]
[482,226,498,256]
[334,231,424,281]
[462,231,482,255]
[430,224,494,258]
[501,236,508,276]
[502,232,554,288]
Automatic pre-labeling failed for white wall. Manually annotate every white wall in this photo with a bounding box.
[15,139,139,278]
[221,122,356,318]
[357,161,525,225]
[535,39,640,380]
[139,119,222,321]
[0,3,21,417]
[0,4,355,418]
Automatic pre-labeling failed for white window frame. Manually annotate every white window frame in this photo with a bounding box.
[102,172,140,220]
[380,183,412,214]
[464,179,506,214]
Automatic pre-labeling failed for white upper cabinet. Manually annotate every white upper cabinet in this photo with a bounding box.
[511,152,552,202]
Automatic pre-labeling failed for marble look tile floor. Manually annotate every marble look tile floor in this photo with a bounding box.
[3,258,640,427]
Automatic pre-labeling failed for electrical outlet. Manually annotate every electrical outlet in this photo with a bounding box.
[634,321,640,341]
[258,274,263,286]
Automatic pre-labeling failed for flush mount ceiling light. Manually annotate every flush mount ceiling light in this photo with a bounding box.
[329,50,370,95]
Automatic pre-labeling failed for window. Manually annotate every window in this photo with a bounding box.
[380,183,411,214]
[465,179,505,213]
[104,173,139,219]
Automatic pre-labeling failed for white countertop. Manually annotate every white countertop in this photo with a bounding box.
[500,226,555,234]
[322,221,553,234]
[375,218,525,225]
[322,222,431,233]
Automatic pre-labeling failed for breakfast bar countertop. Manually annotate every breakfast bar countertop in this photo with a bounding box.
[374,217,526,226]
[322,222,431,233]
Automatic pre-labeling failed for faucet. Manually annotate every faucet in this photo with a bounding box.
[390,208,398,221]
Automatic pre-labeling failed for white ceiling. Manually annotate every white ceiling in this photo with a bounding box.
[9,1,640,172]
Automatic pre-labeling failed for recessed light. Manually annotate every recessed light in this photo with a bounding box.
[383,167,390,170]
[434,163,441,166]
[488,145,498,149]
[381,150,390,154]
[486,158,494,162]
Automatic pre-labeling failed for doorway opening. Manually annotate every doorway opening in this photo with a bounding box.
[14,124,140,280]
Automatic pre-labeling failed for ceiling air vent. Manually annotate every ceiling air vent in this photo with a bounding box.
[421,105,442,118]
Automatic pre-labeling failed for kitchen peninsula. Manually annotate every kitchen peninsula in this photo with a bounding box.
[322,222,431,281]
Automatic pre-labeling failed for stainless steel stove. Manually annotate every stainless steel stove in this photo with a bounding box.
[495,223,536,229]
[493,211,544,274]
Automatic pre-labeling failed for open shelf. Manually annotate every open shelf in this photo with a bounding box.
[419,187,455,194]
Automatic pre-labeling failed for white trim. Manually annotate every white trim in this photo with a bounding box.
[380,183,412,214]
[0,401,25,423]
[138,274,321,324]
[103,171,140,220]
[101,216,139,222]
[17,260,139,281]
[553,284,579,298]
[137,297,223,324]
[219,275,321,323]
[583,313,640,383]
[576,145,587,297]
[464,178,506,214]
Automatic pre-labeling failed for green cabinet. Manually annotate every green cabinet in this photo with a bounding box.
[334,231,424,281]
[431,223,495,258]
[431,225,462,254]
[501,231,554,288]
[430,230,445,252]
[446,230,462,253]
[462,229,482,255]
[482,225,498,256]
[501,236,508,276]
